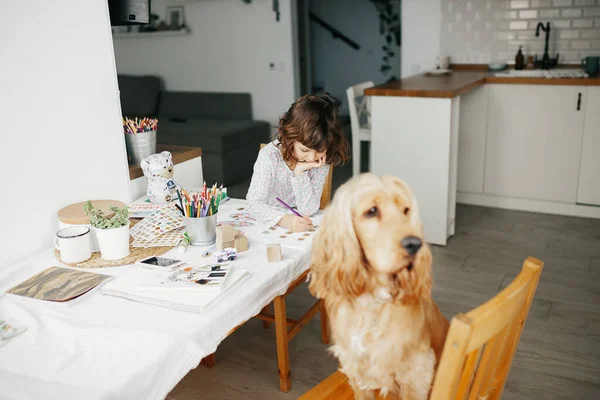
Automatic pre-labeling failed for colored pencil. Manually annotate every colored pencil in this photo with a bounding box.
[276,197,304,218]
[177,184,227,218]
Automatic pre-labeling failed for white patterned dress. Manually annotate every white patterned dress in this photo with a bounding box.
[246,141,330,227]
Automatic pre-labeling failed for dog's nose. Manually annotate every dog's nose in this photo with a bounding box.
[401,236,422,255]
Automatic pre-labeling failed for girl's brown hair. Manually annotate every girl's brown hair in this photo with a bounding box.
[275,92,349,167]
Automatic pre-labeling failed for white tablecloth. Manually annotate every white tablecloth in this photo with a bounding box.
[0,200,311,400]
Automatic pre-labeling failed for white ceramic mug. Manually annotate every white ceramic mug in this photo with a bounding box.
[58,220,100,252]
[54,226,92,264]
[436,55,451,70]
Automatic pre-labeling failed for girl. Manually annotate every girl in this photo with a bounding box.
[246,92,349,232]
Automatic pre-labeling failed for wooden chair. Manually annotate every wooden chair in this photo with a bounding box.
[346,81,374,177]
[299,257,544,400]
[201,143,333,392]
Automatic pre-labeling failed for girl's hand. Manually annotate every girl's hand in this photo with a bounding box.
[293,156,326,176]
[278,214,314,232]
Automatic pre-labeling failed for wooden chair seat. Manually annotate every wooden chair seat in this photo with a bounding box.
[300,257,544,400]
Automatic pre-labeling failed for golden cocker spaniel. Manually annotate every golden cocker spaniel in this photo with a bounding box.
[310,173,449,400]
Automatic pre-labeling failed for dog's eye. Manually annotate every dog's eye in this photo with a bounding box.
[365,206,379,218]
[403,207,410,215]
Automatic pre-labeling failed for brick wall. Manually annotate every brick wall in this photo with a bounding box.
[441,0,600,64]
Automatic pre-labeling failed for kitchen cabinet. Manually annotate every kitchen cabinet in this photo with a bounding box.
[577,87,600,206]
[457,85,489,194]
[484,84,587,203]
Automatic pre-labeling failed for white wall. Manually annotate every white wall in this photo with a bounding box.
[309,0,401,114]
[401,0,442,77]
[113,0,297,126]
[0,1,131,265]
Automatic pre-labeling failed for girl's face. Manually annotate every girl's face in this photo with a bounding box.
[293,141,326,163]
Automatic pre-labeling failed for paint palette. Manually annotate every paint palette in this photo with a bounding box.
[130,206,184,242]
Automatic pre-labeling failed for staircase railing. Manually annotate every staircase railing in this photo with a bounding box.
[309,12,360,51]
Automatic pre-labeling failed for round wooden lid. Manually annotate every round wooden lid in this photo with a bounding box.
[57,200,126,225]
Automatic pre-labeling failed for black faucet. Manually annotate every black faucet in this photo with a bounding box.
[535,21,559,69]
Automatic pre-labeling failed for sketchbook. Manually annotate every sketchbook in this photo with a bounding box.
[137,263,234,293]
[101,266,250,313]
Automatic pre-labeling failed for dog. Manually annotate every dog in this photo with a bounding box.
[309,173,449,400]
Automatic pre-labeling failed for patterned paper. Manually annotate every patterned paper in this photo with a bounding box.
[132,227,185,248]
[130,206,184,242]
[128,203,170,219]
[6,267,112,302]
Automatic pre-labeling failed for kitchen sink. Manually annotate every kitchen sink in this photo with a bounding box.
[494,69,587,78]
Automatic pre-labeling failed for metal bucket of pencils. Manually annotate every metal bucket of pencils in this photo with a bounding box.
[123,117,158,165]
[177,184,226,246]
[183,214,218,246]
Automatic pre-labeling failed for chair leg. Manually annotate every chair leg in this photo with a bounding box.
[274,295,291,392]
[262,303,272,329]
[352,132,361,176]
[319,299,330,345]
[200,353,216,368]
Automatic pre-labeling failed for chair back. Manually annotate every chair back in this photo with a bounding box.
[430,257,543,400]
[260,143,333,210]
[346,81,374,135]
[298,257,544,400]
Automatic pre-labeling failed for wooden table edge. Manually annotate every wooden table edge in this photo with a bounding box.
[128,144,202,180]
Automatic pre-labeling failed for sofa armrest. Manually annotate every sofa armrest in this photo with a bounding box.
[158,91,253,120]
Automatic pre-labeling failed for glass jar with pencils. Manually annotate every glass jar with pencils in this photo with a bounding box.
[123,117,158,165]
[177,184,227,246]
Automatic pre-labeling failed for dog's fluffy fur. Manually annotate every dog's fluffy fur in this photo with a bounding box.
[309,173,449,400]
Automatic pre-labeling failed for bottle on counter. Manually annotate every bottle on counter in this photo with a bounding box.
[515,46,525,70]
[526,55,535,70]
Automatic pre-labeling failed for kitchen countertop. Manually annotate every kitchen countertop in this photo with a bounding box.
[365,68,600,98]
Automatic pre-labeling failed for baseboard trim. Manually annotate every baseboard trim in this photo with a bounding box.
[457,192,600,219]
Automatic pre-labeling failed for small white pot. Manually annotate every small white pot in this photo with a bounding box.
[94,224,130,260]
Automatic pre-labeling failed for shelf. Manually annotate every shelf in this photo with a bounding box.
[112,29,191,39]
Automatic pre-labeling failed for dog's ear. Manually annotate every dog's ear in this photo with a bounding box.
[309,186,368,299]
[415,242,433,299]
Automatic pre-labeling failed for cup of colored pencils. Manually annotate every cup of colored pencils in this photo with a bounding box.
[177,183,227,246]
[123,117,158,164]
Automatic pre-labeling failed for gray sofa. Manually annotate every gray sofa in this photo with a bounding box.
[117,74,271,186]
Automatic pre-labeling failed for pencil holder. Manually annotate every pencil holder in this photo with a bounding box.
[124,129,157,165]
[183,213,218,246]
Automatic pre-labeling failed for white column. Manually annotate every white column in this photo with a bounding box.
[370,96,459,246]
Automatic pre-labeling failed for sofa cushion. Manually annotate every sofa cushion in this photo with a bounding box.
[158,119,271,154]
[158,92,253,120]
[117,75,163,117]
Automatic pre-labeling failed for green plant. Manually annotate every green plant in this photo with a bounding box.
[84,201,129,230]
[370,0,401,82]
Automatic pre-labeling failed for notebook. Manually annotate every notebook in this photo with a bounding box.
[137,263,234,293]
[101,266,250,313]
[5,266,113,305]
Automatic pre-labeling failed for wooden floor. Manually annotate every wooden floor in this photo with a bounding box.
[168,203,600,400]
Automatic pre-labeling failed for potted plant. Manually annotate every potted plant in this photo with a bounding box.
[84,200,130,260]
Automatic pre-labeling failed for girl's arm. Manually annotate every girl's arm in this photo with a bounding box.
[246,152,287,227]
[290,164,330,217]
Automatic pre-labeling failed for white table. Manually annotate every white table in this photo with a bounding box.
[0,199,314,400]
